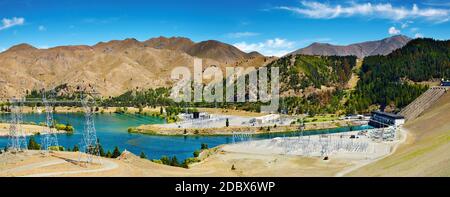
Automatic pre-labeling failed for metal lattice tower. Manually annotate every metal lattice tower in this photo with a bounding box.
[78,91,101,164]
[8,98,28,152]
[41,89,59,152]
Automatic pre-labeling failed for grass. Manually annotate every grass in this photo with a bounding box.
[304,114,339,123]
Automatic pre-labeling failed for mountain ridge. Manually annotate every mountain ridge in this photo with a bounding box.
[291,35,412,58]
[0,36,272,98]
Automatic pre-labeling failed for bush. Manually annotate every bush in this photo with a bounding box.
[170,156,180,167]
[160,156,170,165]
[55,123,74,133]
[49,146,64,151]
[182,158,198,168]
[200,143,208,150]
[193,150,200,157]
[73,144,79,152]
[140,152,147,159]
[28,137,41,150]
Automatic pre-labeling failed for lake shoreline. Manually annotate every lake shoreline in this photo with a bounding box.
[0,123,68,137]
[131,120,365,136]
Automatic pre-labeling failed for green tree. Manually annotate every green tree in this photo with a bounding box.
[28,136,41,150]
[73,144,79,152]
[106,150,112,158]
[160,156,170,165]
[98,145,105,157]
[225,118,229,127]
[170,156,180,167]
[97,139,105,157]
[111,146,121,158]
[200,143,208,150]
[138,104,143,114]
[193,150,200,157]
[140,151,147,159]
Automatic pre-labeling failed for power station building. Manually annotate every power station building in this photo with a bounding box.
[369,111,405,128]
[441,79,450,86]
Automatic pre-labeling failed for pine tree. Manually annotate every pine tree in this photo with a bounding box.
[106,150,112,158]
[97,139,105,157]
[170,156,180,167]
[160,156,170,165]
[111,146,121,158]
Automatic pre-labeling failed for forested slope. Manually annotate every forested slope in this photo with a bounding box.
[347,38,450,113]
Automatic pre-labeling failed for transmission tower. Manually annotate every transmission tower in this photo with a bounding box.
[8,98,28,152]
[41,89,59,152]
[78,91,101,164]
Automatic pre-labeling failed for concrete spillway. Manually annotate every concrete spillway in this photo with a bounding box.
[399,86,448,122]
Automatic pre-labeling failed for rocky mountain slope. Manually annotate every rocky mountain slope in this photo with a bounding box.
[0,37,271,98]
[145,36,262,63]
[291,35,411,58]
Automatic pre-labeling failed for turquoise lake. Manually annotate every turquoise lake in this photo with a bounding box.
[0,113,372,161]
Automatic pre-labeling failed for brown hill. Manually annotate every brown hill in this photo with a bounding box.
[145,37,262,63]
[143,36,195,51]
[291,35,411,58]
[348,90,450,176]
[0,37,271,98]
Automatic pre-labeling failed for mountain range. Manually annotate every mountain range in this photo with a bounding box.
[0,37,274,98]
[291,35,411,58]
[0,35,412,98]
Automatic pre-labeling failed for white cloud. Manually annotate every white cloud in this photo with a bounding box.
[226,32,260,38]
[388,26,401,35]
[414,33,424,38]
[38,25,46,31]
[277,1,449,22]
[410,27,420,32]
[234,38,295,57]
[0,17,25,30]
[401,21,413,28]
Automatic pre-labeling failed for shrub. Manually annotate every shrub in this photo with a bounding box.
[140,152,147,159]
[49,146,64,151]
[28,137,41,150]
[73,144,79,152]
[193,150,200,157]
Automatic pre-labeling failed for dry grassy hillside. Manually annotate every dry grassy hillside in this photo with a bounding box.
[0,37,272,98]
[348,91,450,176]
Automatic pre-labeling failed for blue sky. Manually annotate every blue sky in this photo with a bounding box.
[0,0,449,56]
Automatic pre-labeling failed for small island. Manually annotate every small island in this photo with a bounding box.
[0,123,71,137]
[129,110,365,136]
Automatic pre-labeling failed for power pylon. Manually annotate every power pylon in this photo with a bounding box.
[41,89,59,152]
[78,91,101,164]
[8,98,27,152]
